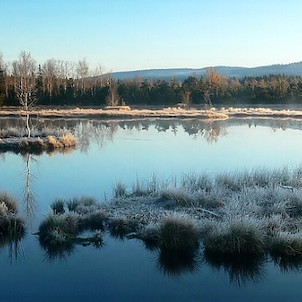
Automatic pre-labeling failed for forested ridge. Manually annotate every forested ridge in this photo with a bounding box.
[1,52,302,107]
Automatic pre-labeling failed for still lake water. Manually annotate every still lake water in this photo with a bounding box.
[1,117,302,301]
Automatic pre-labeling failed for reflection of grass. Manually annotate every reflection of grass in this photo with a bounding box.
[204,252,265,286]
[37,197,106,260]
[156,216,200,277]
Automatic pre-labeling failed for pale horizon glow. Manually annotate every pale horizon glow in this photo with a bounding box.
[1,0,302,72]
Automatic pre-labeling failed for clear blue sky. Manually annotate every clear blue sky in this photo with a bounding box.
[1,0,302,72]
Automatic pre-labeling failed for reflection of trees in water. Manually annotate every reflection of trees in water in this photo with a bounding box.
[21,153,37,222]
[182,120,227,143]
[0,118,229,148]
[231,117,302,132]
[204,252,266,287]
[204,124,228,143]
[74,120,119,152]
[4,116,302,154]
[59,119,228,150]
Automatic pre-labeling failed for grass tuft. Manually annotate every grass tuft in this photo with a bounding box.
[159,215,199,252]
[50,199,65,214]
[160,188,194,207]
[59,133,77,148]
[113,181,127,199]
[269,232,302,257]
[0,192,18,214]
[203,220,266,257]
[107,217,139,239]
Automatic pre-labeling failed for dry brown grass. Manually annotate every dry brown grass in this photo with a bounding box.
[59,133,77,147]
[47,135,63,149]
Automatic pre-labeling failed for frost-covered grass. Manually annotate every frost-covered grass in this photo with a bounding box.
[108,168,302,263]
[0,132,77,154]
[4,106,302,120]
[0,192,25,253]
[37,197,106,259]
[203,219,266,257]
[35,167,302,273]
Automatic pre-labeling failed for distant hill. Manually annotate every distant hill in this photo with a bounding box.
[110,62,302,81]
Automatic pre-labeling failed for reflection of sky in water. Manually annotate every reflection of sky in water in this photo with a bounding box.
[2,118,302,300]
[2,119,302,213]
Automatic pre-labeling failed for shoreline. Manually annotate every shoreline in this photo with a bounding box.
[2,106,302,120]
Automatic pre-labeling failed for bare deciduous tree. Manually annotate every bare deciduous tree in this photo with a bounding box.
[106,80,120,106]
[42,58,58,99]
[13,51,37,137]
[76,59,89,95]
[0,53,6,105]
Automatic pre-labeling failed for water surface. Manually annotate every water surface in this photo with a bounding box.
[1,117,302,301]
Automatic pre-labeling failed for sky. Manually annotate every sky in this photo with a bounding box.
[1,0,302,72]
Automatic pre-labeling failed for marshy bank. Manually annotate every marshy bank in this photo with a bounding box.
[0,130,77,154]
[3,106,302,120]
[36,167,302,277]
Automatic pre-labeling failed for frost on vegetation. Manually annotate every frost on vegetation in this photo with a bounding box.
[0,192,25,248]
[34,167,302,267]
[38,196,106,259]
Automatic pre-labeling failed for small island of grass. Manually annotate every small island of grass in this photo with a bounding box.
[0,131,77,154]
[36,167,302,269]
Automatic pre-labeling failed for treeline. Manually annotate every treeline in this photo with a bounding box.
[1,52,302,107]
